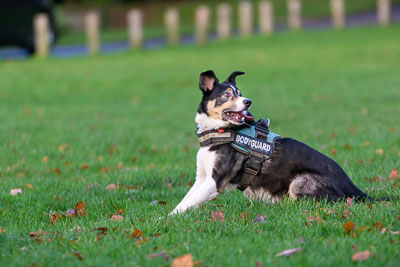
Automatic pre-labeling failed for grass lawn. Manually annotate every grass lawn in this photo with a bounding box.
[1,25,400,266]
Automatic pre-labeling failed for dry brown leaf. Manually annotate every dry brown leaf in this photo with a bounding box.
[343,221,355,233]
[106,184,117,191]
[81,164,89,170]
[110,214,123,221]
[136,238,147,246]
[73,251,83,261]
[240,212,249,220]
[52,168,61,175]
[74,201,87,216]
[25,184,33,189]
[210,210,225,221]
[171,254,194,267]
[49,214,61,224]
[352,250,371,261]
[0,227,6,234]
[389,169,400,181]
[275,248,300,257]
[129,228,143,239]
[375,148,383,155]
[41,156,48,163]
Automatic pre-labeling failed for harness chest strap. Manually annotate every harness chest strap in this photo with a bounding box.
[196,119,281,190]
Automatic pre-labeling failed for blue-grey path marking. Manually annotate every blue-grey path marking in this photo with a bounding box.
[1,6,399,60]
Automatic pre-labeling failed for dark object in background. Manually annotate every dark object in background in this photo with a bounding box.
[0,0,57,54]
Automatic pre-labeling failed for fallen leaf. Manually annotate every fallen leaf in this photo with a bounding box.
[147,250,169,259]
[9,188,22,195]
[117,208,124,214]
[210,210,225,221]
[352,250,371,261]
[342,210,351,219]
[106,184,117,191]
[74,201,87,216]
[52,168,61,175]
[129,228,142,238]
[25,184,33,189]
[253,214,266,223]
[331,148,337,155]
[73,251,83,261]
[41,156,48,163]
[158,200,167,205]
[240,212,249,220]
[275,248,300,257]
[81,164,89,170]
[136,238,147,246]
[0,228,5,234]
[374,222,383,230]
[389,169,400,181]
[110,214,123,221]
[346,197,352,208]
[49,214,61,224]
[171,253,193,267]
[344,221,355,233]
[375,148,383,155]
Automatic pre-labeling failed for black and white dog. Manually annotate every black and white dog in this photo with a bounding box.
[170,70,372,215]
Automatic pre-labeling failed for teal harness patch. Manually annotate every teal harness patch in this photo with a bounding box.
[232,125,280,157]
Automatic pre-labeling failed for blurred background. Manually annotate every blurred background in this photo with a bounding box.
[1,0,400,58]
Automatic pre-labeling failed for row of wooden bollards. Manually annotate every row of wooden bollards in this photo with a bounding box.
[33,0,392,58]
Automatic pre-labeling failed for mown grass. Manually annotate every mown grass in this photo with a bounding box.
[1,26,400,266]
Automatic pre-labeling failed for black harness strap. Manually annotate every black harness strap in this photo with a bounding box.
[196,119,279,191]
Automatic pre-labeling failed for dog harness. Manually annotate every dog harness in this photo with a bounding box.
[196,118,281,190]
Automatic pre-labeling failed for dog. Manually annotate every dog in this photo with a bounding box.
[170,70,374,215]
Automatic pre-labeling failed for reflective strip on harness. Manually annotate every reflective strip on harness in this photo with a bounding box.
[198,132,232,143]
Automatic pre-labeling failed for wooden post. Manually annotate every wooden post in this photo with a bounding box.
[287,0,302,30]
[164,8,179,45]
[377,0,390,26]
[238,1,253,36]
[195,6,210,45]
[84,11,100,54]
[127,9,143,49]
[217,4,232,39]
[33,13,49,58]
[259,1,273,34]
[330,0,345,28]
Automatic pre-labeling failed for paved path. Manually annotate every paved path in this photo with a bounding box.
[1,6,399,60]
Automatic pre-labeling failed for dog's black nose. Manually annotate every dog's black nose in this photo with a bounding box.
[243,99,252,107]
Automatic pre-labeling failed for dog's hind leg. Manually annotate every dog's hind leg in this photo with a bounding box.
[288,174,344,201]
[169,176,219,215]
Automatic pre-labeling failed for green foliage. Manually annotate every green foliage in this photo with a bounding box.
[0,26,399,266]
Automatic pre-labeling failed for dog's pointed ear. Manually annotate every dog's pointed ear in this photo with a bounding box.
[199,70,219,93]
[224,71,245,85]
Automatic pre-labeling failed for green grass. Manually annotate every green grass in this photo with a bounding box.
[1,25,400,266]
[57,0,400,45]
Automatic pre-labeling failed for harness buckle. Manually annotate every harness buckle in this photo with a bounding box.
[244,150,264,176]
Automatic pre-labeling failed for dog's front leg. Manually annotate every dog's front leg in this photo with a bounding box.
[169,176,219,215]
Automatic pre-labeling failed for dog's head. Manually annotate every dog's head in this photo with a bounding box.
[196,70,254,129]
